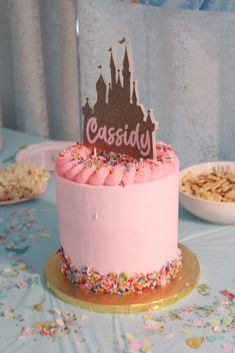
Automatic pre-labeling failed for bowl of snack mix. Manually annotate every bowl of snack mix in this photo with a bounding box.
[179,161,235,224]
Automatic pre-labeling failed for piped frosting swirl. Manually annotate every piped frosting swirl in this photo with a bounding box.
[55,142,179,186]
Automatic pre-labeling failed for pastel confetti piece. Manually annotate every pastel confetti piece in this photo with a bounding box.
[63,311,75,320]
[213,325,223,333]
[216,334,225,340]
[113,345,122,353]
[143,312,153,320]
[125,333,135,341]
[207,335,217,342]
[129,340,142,349]
[193,318,205,327]
[217,306,225,313]
[169,311,182,320]
[222,343,235,352]
[183,328,193,335]
[17,327,33,340]
[32,299,46,312]
[80,314,89,321]
[185,337,204,349]
[4,309,14,320]
[7,242,16,249]
[2,267,19,277]
[222,316,233,326]
[33,304,43,312]
[66,319,77,326]
[42,233,50,237]
[52,307,61,315]
[17,262,27,270]
[58,327,71,336]
[145,320,160,330]
[56,318,65,326]
[164,331,173,339]
[180,305,192,314]
[197,283,210,295]
[220,290,235,301]
[6,283,14,290]
[16,281,27,289]
[210,319,219,327]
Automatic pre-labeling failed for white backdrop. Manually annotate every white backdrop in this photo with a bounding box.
[77,0,235,167]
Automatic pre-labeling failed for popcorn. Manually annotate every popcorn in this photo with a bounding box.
[180,169,235,202]
[0,163,49,201]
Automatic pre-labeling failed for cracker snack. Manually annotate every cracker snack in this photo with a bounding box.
[0,163,49,202]
[180,168,235,202]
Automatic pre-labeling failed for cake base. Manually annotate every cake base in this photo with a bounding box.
[44,244,200,313]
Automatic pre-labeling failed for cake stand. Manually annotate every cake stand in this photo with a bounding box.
[45,244,199,313]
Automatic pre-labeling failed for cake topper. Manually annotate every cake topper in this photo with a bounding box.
[82,38,158,159]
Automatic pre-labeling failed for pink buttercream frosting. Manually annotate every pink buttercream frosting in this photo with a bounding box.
[55,142,179,186]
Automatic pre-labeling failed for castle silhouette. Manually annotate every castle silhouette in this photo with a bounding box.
[82,43,156,159]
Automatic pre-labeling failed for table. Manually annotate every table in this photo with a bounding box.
[0,128,234,353]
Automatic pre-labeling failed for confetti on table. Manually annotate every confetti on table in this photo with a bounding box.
[51,307,61,316]
[4,309,15,320]
[123,333,152,353]
[79,314,89,321]
[141,288,235,351]
[32,299,47,312]
[185,336,204,349]
[16,281,27,289]
[220,290,235,301]
[222,343,235,352]
[17,327,34,340]
[145,319,164,330]
[197,283,210,295]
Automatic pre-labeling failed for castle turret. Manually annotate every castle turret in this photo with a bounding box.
[82,97,93,119]
[122,46,131,103]
[110,49,116,89]
[82,97,93,144]
[108,83,111,102]
[132,81,137,105]
[146,110,155,132]
[116,69,122,88]
[96,74,106,104]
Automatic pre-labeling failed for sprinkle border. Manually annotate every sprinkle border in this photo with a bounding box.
[57,247,182,295]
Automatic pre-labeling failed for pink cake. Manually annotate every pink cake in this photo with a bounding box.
[55,142,181,295]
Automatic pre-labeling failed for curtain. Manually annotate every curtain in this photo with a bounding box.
[0,0,80,140]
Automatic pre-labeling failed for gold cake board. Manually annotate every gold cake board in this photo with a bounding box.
[45,244,200,313]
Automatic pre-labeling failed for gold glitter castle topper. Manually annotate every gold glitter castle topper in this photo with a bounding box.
[82,37,158,159]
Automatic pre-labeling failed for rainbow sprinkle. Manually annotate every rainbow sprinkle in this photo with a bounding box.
[57,247,182,295]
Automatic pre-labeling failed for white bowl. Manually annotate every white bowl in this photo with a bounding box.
[179,161,235,224]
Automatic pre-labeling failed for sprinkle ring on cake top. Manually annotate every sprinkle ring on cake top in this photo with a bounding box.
[55,142,179,186]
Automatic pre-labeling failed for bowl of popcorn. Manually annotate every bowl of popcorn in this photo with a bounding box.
[0,163,50,204]
[179,161,235,224]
